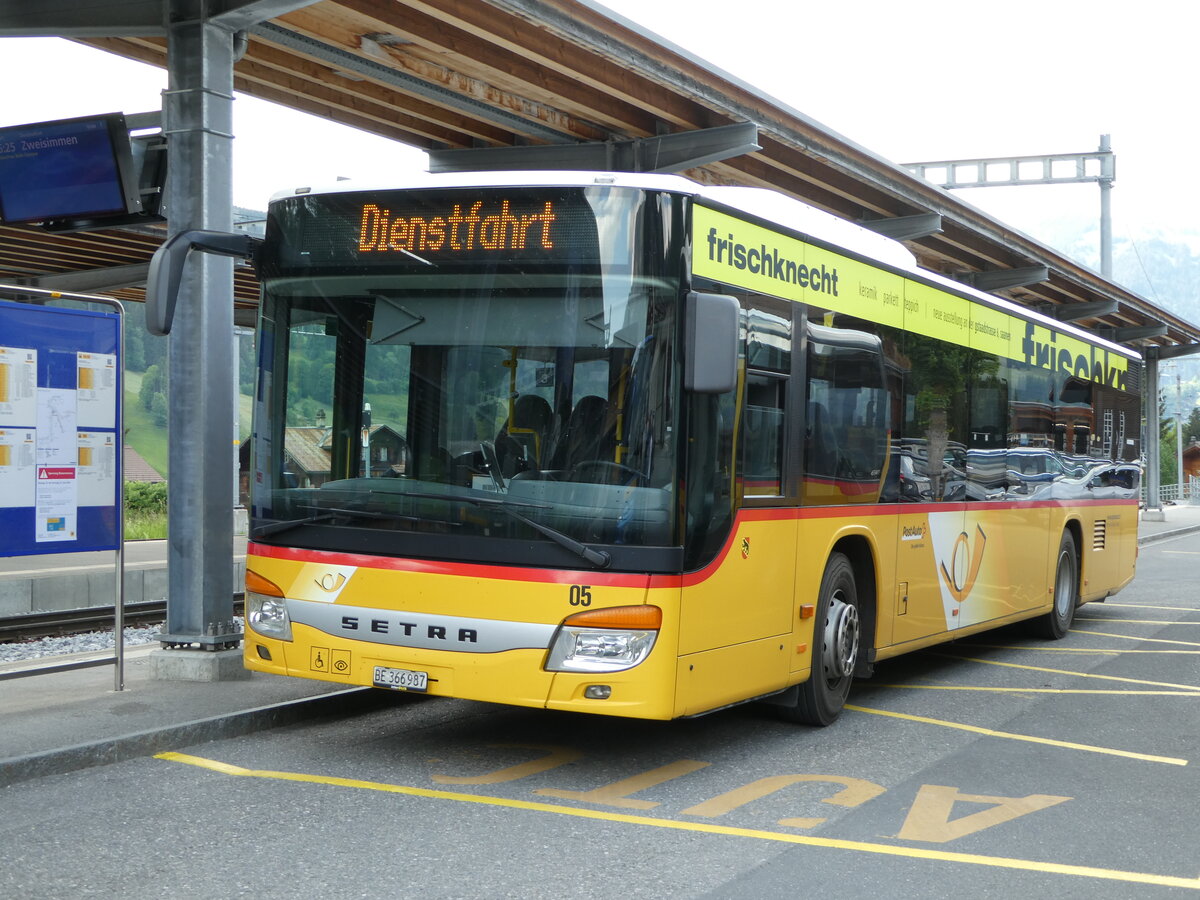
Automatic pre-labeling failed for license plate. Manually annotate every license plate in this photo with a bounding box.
[372,665,428,692]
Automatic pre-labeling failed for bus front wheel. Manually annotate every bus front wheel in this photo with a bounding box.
[781,552,859,726]
[1028,531,1078,640]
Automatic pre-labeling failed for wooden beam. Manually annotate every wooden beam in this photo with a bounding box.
[244,37,515,145]
[276,3,635,139]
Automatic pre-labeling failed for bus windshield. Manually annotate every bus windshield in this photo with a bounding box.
[250,186,683,567]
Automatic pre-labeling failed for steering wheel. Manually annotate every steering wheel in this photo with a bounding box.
[479,441,506,490]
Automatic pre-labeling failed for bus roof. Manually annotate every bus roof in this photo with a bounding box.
[271,170,910,265]
[273,170,1140,362]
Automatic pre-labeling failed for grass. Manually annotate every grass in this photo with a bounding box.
[125,509,167,540]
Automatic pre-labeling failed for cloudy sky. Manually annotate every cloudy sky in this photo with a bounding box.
[2,0,1196,255]
[597,0,1198,247]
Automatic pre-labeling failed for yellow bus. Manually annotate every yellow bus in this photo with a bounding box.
[236,172,1141,725]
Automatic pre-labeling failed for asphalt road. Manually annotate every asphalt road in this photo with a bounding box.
[3,530,1198,898]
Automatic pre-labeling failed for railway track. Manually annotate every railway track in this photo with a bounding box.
[0,595,245,644]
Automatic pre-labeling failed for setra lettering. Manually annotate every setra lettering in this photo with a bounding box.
[338,614,478,644]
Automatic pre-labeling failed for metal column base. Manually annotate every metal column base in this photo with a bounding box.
[149,648,250,682]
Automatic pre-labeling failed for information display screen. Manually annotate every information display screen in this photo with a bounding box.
[262,188,606,275]
[0,113,140,224]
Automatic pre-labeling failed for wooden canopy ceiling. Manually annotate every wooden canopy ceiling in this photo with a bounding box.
[2,0,1195,351]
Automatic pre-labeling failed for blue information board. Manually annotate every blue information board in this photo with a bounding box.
[0,299,122,556]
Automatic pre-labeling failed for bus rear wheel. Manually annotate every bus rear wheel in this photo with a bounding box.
[781,552,859,726]
[1028,530,1078,640]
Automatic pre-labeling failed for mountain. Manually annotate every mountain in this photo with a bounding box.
[1050,226,1200,327]
[1040,224,1200,395]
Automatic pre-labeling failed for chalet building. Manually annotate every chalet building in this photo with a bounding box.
[1184,441,1200,481]
[237,425,408,505]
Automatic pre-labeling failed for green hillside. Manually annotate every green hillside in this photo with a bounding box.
[123,369,252,479]
[123,371,168,476]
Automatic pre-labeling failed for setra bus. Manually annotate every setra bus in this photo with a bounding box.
[175,171,1142,725]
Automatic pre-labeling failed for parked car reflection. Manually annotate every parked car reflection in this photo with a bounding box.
[887,438,966,502]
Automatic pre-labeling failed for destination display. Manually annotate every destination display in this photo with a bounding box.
[263,188,605,273]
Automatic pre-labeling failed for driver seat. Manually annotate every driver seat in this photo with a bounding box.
[560,395,616,471]
[499,394,554,470]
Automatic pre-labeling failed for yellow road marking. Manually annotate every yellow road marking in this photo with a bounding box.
[1070,629,1200,648]
[897,785,1070,843]
[876,686,1200,696]
[1103,603,1200,612]
[929,653,1200,691]
[962,645,1200,655]
[535,760,709,809]
[1076,617,1200,625]
[432,744,581,785]
[843,706,1188,766]
[681,774,885,825]
[155,752,1200,890]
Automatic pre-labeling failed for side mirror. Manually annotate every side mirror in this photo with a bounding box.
[146,229,261,335]
[684,291,739,393]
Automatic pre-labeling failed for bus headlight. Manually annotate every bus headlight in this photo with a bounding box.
[245,570,293,641]
[546,605,660,673]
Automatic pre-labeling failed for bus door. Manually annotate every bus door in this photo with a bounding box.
[801,323,918,646]
[889,330,970,646]
[677,299,795,714]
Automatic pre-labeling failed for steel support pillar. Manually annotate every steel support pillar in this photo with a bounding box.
[1099,134,1113,279]
[158,1,240,651]
[1143,354,1163,519]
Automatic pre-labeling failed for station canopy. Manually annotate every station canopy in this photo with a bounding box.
[1,0,1197,353]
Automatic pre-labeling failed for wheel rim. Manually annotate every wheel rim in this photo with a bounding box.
[1054,549,1075,618]
[822,591,860,681]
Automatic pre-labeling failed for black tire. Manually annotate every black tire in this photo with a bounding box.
[1028,530,1078,640]
[781,552,860,726]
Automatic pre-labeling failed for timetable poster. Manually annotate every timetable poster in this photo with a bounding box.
[77,430,117,507]
[0,299,121,556]
[0,345,37,425]
[77,351,117,429]
[0,427,36,507]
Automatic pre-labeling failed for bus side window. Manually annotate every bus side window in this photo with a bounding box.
[743,373,786,497]
[803,322,888,506]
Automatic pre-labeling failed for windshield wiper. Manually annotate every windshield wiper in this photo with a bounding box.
[250,505,421,539]
[251,511,342,539]
[320,505,421,526]
[479,497,611,569]
[388,489,611,569]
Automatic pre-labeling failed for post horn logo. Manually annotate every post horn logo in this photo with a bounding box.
[315,572,347,593]
[938,524,987,604]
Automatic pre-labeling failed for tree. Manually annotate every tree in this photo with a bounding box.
[150,391,169,428]
[140,364,163,411]
[124,323,145,371]
[1185,406,1200,446]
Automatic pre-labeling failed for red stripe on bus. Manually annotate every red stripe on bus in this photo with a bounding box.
[250,497,1138,591]
[671,497,1139,587]
[247,542,653,589]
